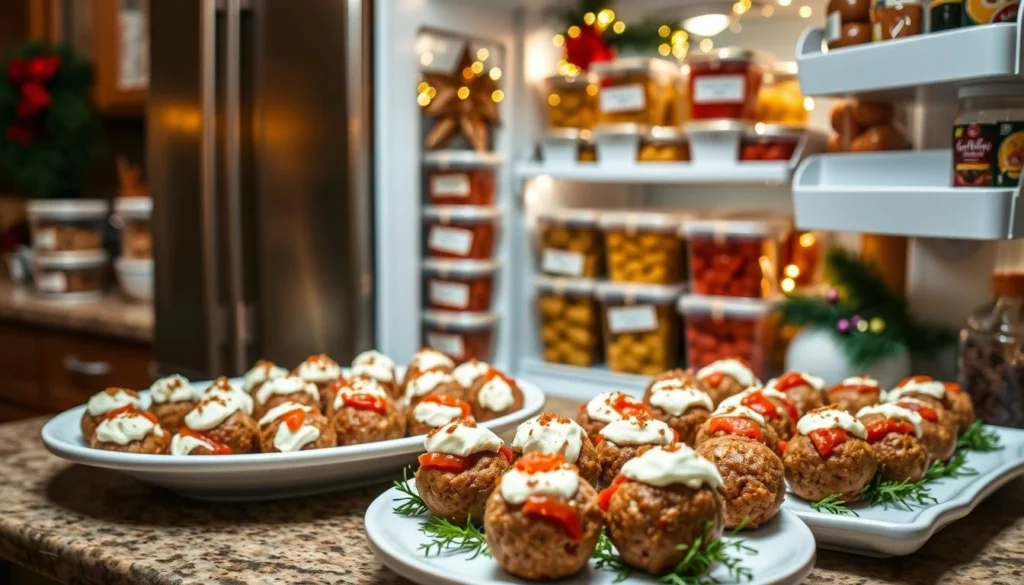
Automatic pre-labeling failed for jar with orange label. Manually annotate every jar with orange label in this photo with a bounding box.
[423,151,501,206]
[422,259,498,312]
[686,48,769,121]
[423,206,501,260]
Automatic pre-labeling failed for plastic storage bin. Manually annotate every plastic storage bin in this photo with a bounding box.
[740,124,803,162]
[423,151,501,206]
[540,128,596,165]
[682,217,787,299]
[536,209,603,278]
[543,73,599,130]
[423,205,501,260]
[686,48,769,121]
[114,197,153,260]
[422,310,498,363]
[597,282,684,375]
[592,58,681,126]
[26,199,109,253]
[535,277,602,367]
[32,249,107,301]
[601,211,686,284]
[679,294,777,379]
[422,258,498,312]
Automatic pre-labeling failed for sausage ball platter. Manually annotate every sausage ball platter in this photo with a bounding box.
[40,349,544,501]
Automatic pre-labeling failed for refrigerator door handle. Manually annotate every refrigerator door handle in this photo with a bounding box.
[200,0,224,375]
[224,0,248,373]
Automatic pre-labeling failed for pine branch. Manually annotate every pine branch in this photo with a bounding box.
[779,296,843,327]
[957,421,1002,452]
[825,248,903,310]
[418,515,491,559]
[392,466,429,517]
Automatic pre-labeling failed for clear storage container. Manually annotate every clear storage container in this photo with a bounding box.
[423,205,501,260]
[639,126,690,162]
[535,277,602,367]
[756,62,809,126]
[422,258,498,312]
[114,197,153,260]
[686,48,770,121]
[682,217,787,299]
[32,249,108,301]
[423,151,501,206]
[679,294,777,379]
[536,209,603,278]
[601,211,686,284]
[540,128,597,165]
[422,310,498,363]
[597,282,684,375]
[26,199,109,253]
[592,58,681,126]
[740,124,803,162]
[544,73,599,130]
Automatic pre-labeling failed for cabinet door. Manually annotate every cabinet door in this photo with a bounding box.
[0,325,46,409]
[44,333,152,411]
[91,0,149,115]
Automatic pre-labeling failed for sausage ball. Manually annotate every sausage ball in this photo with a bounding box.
[719,388,798,441]
[293,354,343,409]
[485,453,603,580]
[242,359,288,397]
[81,387,142,440]
[330,377,405,445]
[889,376,974,434]
[857,404,929,483]
[181,385,259,454]
[416,419,511,525]
[595,412,676,486]
[90,409,169,454]
[351,349,400,400]
[468,369,524,422]
[252,374,321,421]
[402,347,455,394]
[892,398,958,462]
[695,358,760,406]
[512,413,602,486]
[643,379,714,447]
[600,445,726,576]
[404,367,463,408]
[257,403,335,453]
[695,404,781,454]
[642,369,697,403]
[576,390,648,438]
[406,392,472,436]
[827,376,883,415]
[695,435,784,529]
[147,374,198,435]
[784,407,877,502]
[765,371,825,416]
[945,384,977,432]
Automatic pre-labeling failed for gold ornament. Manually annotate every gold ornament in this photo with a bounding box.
[421,45,501,152]
[856,319,870,333]
[869,317,886,334]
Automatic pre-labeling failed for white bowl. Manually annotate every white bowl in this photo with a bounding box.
[115,257,153,302]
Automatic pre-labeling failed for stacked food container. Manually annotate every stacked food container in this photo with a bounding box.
[25,199,110,301]
[113,196,154,302]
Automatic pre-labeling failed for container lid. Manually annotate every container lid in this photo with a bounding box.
[544,128,594,143]
[599,210,686,233]
[536,208,601,227]
[423,205,502,222]
[422,309,498,331]
[422,150,503,170]
[26,199,110,220]
[34,249,108,269]
[686,48,770,67]
[113,197,153,218]
[593,123,650,137]
[685,119,751,135]
[534,276,597,296]
[747,123,805,140]
[592,57,680,78]
[681,217,789,238]
[646,125,687,143]
[678,294,779,317]
[422,258,499,277]
[115,257,154,274]
[544,72,597,88]
[595,281,685,304]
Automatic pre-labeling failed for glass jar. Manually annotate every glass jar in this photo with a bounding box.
[544,74,599,130]
[423,151,501,206]
[592,58,681,126]
[686,48,769,121]
[757,62,808,126]
[871,0,924,41]
[953,82,1024,188]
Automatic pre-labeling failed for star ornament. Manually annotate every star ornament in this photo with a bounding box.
[422,45,501,152]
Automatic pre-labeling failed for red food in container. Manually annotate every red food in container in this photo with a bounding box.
[423,205,501,260]
[422,310,498,363]
[740,124,803,162]
[686,48,769,121]
[423,151,501,206]
[682,217,788,299]
[678,294,778,379]
[422,258,498,312]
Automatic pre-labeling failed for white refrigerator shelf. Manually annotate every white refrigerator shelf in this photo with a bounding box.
[516,160,796,185]
[792,150,1023,240]
[796,16,1023,100]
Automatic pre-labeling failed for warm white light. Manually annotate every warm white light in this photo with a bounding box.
[781,278,795,293]
[762,5,775,16]
[799,233,817,247]
[477,48,489,61]
[784,264,801,278]
[803,97,815,111]
[730,21,743,33]
[682,14,731,37]
[799,5,812,17]
[489,67,502,80]
[778,0,792,6]
[699,38,714,52]
[420,52,434,66]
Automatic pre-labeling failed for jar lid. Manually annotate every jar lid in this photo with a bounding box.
[422,150,503,169]
[545,128,594,143]
[422,258,499,277]
[686,47,770,67]
[423,205,502,222]
[34,249,108,269]
[681,217,789,238]
[957,82,1024,100]
[678,294,779,317]
[422,309,498,331]
[534,276,597,296]
[595,281,685,304]
[685,119,751,134]
[599,210,687,233]
[113,197,153,218]
[594,123,650,137]
[747,123,805,140]
[592,57,681,78]
[536,208,601,227]
[545,72,597,88]
[27,199,110,220]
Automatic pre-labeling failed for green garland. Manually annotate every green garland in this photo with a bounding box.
[781,248,956,368]
[0,42,97,199]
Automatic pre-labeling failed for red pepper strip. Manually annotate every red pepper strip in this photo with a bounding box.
[345,393,387,415]
[778,397,800,435]
[103,405,136,419]
[422,393,471,418]
[943,382,961,394]
[281,408,307,432]
[598,475,627,512]
[611,394,648,417]
[777,440,787,455]
[808,428,849,457]
[866,419,916,443]
[592,433,604,445]
[515,452,566,473]
[898,400,939,422]
[418,452,473,473]
[702,372,725,388]
[741,392,780,420]
[898,375,933,387]
[827,383,879,396]
[774,372,810,392]
[707,417,764,443]
[180,428,232,454]
[499,444,513,463]
[522,495,582,542]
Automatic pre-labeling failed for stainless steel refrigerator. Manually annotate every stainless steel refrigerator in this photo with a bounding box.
[147,0,374,379]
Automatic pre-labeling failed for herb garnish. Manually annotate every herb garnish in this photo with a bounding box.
[392,466,429,517]
[809,493,857,516]
[957,420,1001,452]
[418,515,491,559]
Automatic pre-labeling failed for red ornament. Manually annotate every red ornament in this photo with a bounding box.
[564,23,615,72]
[7,58,28,83]
[17,83,52,118]
[6,124,33,146]
[27,55,61,81]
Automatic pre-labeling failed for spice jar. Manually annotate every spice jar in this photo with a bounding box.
[422,258,498,312]
[423,151,500,206]
[686,48,769,121]
[422,310,498,363]
[597,282,684,375]
[871,0,923,41]
[535,277,602,367]
[423,205,501,260]
[536,209,604,278]
[757,62,809,126]
[544,73,599,130]
[826,0,873,49]
[592,58,681,126]
[953,82,1024,188]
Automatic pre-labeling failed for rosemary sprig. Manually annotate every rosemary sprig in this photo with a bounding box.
[861,471,936,511]
[418,515,491,559]
[659,521,755,585]
[957,420,1001,452]
[392,466,429,517]
[593,529,632,583]
[810,493,857,516]
[925,451,978,482]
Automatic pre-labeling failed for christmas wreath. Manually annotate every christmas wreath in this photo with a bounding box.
[0,42,97,199]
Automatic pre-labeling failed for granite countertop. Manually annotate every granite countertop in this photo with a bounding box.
[0,280,153,342]
[2,413,1022,585]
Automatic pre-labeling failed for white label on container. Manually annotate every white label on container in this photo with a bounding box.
[428,226,474,256]
[824,11,842,44]
[600,84,646,113]
[608,305,658,333]
[542,249,585,277]
[429,280,471,309]
[430,173,471,198]
[693,75,746,104]
[36,272,67,293]
[34,228,57,250]
[427,332,465,359]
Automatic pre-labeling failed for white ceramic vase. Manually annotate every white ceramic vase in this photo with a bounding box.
[784,326,911,388]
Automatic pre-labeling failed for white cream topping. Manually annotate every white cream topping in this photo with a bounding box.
[452,360,490,388]
[333,377,390,411]
[886,380,947,403]
[621,445,723,489]
[857,403,923,438]
[424,420,503,456]
[709,404,766,426]
[412,349,455,372]
[413,400,465,427]
[797,408,867,439]
[272,420,321,452]
[512,415,585,464]
[94,412,163,445]
[86,389,141,416]
[697,358,758,388]
[242,362,288,392]
[352,350,396,383]
[586,392,630,424]
[405,369,454,401]
[649,386,713,417]
[257,401,316,427]
[149,375,195,404]
[170,433,215,455]
[202,378,246,397]
[599,415,675,446]
[185,390,254,431]
[842,376,880,387]
[296,356,342,383]
[478,376,515,412]
[500,466,579,505]
[254,375,320,406]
